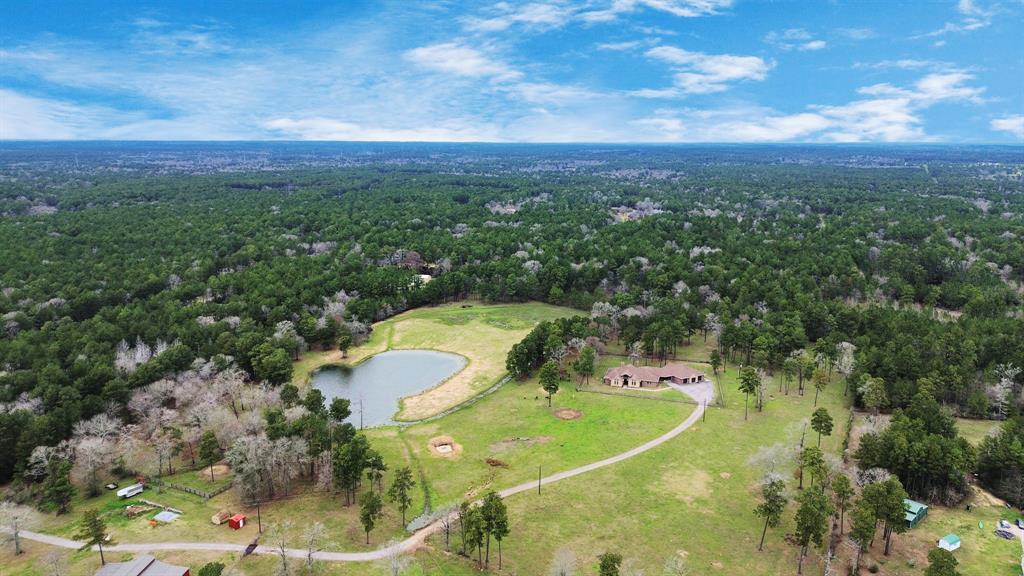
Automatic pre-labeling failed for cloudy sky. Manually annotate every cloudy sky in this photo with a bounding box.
[2,0,1022,142]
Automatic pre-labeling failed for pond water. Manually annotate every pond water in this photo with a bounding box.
[310,350,466,427]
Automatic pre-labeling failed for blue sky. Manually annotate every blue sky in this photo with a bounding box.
[2,0,1022,142]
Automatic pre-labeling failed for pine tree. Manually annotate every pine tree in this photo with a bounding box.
[75,508,111,565]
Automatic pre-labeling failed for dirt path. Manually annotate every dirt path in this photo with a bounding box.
[16,382,714,562]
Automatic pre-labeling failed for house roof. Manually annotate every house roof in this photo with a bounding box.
[604,363,704,382]
[229,513,247,521]
[94,555,188,576]
[903,499,928,521]
[939,534,960,545]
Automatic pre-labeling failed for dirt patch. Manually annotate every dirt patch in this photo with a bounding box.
[658,469,712,504]
[195,464,230,482]
[485,458,508,468]
[710,561,724,569]
[427,435,463,458]
[489,436,554,453]
[719,472,731,479]
[554,408,582,420]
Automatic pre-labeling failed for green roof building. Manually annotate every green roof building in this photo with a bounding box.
[904,498,928,529]
[937,534,961,551]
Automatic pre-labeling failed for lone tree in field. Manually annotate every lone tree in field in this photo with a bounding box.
[198,430,222,482]
[754,475,787,551]
[539,360,560,407]
[387,466,416,525]
[710,349,722,375]
[572,346,596,384]
[793,488,831,575]
[598,552,623,576]
[738,366,760,420]
[0,502,37,555]
[337,326,353,358]
[811,368,829,406]
[810,408,833,447]
[831,473,854,534]
[359,491,383,544]
[75,508,111,565]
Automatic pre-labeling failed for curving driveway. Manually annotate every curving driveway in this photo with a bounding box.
[18,381,714,562]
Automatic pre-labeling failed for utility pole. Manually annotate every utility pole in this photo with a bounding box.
[257,501,262,533]
[702,398,707,422]
[537,465,542,495]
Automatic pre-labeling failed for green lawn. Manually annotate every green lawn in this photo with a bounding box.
[956,417,1000,446]
[413,364,855,576]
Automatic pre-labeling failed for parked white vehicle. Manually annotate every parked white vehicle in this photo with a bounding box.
[116,483,144,499]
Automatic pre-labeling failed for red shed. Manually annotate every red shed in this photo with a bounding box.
[228,513,247,530]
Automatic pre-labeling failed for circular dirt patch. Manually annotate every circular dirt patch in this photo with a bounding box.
[553,408,582,420]
[428,435,463,458]
[195,464,230,482]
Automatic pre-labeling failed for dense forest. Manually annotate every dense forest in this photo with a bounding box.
[1,143,1022,505]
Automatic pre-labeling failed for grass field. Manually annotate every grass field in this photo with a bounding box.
[295,301,580,420]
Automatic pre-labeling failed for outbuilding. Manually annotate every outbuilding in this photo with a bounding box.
[228,513,247,530]
[117,483,144,499]
[937,534,961,552]
[903,498,928,529]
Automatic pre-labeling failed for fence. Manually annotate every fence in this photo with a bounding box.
[147,476,233,502]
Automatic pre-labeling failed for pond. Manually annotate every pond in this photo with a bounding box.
[310,350,466,427]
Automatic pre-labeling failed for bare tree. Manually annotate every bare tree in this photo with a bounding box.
[663,555,690,576]
[378,539,412,576]
[303,521,327,570]
[550,547,577,576]
[0,502,37,555]
[267,521,294,576]
[42,550,68,576]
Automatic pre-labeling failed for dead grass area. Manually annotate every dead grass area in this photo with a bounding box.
[553,408,582,420]
[657,468,713,504]
[196,464,230,482]
[428,435,462,458]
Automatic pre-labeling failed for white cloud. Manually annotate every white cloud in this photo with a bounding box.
[645,45,771,93]
[836,28,876,40]
[262,117,502,142]
[509,82,599,105]
[765,29,827,51]
[582,0,733,22]
[463,2,574,32]
[633,71,988,142]
[991,115,1024,139]
[597,40,644,51]
[917,0,994,38]
[853,59,954,71]
[403,42,522,81]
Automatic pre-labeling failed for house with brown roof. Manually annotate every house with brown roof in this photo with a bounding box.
[603,363,706,389]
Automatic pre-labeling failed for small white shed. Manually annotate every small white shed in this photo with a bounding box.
[937,533,961,551]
